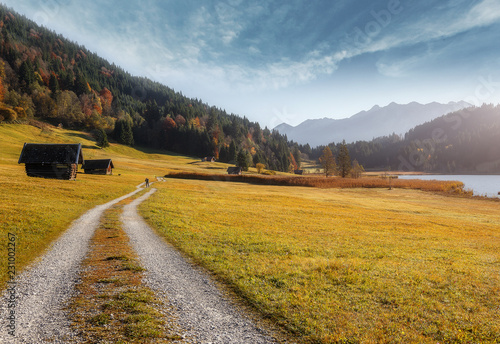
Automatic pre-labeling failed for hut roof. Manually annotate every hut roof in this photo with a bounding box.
[18,143,83,165]
[82,159,114,170]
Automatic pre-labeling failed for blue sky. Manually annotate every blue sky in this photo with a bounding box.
[3,0,500,127]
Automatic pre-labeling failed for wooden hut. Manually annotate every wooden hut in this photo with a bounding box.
[18,143,83,180]
[227,166,242,175]
[82,159,114,175]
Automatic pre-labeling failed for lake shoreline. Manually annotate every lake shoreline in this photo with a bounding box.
[398,174,500,199]
[365,171,500,176]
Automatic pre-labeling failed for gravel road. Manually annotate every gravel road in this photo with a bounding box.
[0,183,281,343]
[122,188,279,344]
[0,185,144,344]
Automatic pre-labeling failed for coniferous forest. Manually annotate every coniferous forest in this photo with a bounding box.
[1,4,499,174]
[0,5,292,172]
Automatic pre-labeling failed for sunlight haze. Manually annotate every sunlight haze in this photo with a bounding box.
[3,0,500,127]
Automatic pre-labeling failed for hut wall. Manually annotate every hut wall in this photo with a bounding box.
[84,169,107,175]
[25,163,77,180]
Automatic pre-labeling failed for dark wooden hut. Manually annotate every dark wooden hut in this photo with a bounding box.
[227,166,242,175]
[82,159,114,175]
[18,143,83,180]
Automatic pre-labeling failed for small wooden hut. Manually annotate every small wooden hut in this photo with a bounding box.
[227,166,242,175]
[18,143,83,180]
[82,159,114,175]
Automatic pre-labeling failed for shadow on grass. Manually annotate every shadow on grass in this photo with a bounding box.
[204,166,225,170]
[66,132,94,141]
[131,145,200,159]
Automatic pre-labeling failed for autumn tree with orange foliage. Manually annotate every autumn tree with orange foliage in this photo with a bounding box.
[211,125,222,159]
[99,87,113,116]
[162,117,176,130]
[189,117,201,128]
[175,114,186,126]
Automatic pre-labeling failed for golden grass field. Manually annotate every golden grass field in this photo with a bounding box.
[0,123,221,289]
[2,123,500,343]
[140,179,500,343]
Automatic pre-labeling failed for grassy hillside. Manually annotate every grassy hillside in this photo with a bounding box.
[141,179,500,343]
[0,123,232,288]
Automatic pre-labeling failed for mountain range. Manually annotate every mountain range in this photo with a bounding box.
[275,101,472,146]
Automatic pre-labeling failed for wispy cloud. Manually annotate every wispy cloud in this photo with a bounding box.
[3,0,500,125]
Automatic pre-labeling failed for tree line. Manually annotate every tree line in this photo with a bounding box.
[296,104,500,174]
[0,5,292,172]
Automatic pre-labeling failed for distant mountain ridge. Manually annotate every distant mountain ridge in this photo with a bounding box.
[275,101,472,146]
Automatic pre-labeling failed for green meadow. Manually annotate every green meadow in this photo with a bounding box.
[1,123,499,343]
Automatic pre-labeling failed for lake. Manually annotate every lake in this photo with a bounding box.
[399,175,500,198]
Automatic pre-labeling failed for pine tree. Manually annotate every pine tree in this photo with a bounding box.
[73,70,90,95]
[19,60,34,92]
[95,128,109,148]
[121,120,134,146]
[114,119,134,146]
[338,140,351,178]
[293,146,301,168]
[49,74,60,98]
[228,141,237,164]
[236,149,250,171]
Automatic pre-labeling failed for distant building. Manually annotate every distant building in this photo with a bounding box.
[227,166,242,175]
[202,156,216,162]
[294,170,304,175]
[82,159,114,175]
[18,143,83,180]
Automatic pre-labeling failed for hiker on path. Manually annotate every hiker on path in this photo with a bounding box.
[145,178,150,187]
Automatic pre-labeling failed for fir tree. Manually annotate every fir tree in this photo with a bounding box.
[236,149,251,171]
[49,74,60,98]
[114,119,134,146]
[338,140,351,178]
[228,141,237,164]
[19,60,34,92]
[95,128,109,148]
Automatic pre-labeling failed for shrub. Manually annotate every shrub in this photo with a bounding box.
[0,106,17,121]
[262,170,276,175]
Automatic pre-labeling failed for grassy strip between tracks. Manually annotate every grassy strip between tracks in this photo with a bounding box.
[68,198,186,343]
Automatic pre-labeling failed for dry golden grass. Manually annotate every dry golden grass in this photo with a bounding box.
[141,179,500,343]
[0,123,231,289]
[165,171,467,194]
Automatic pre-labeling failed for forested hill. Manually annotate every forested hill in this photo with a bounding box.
[301,104,500,174]
[0,5,291,171]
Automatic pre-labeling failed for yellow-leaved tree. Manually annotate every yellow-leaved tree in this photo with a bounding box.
[319,146,336,177]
